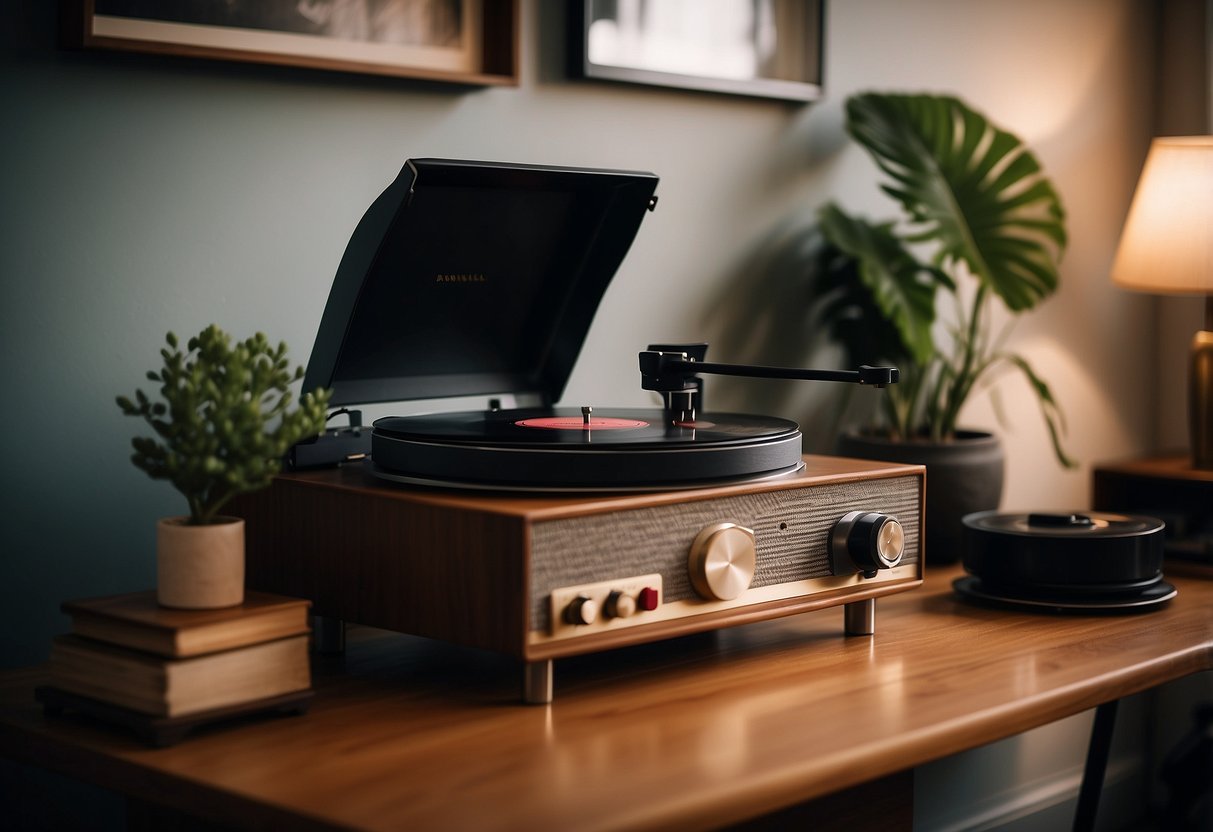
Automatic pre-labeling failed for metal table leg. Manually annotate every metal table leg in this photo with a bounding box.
[1073,699,1119,832]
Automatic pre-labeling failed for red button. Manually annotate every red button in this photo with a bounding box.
[637,587,660,611]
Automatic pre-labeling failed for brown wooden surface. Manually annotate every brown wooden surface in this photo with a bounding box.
[525,574,922,662]
[264,455,926,520]
[3,566,1211,831]
[236,473,533,656]
[1092,454,1213,509]
[63,590,310,659]
[35,686,313,749]
[1093,453,1213,576]
[234,456,925,659]
[1092,453,1213,483]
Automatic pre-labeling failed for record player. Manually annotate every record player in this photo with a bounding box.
[235,159,925,703]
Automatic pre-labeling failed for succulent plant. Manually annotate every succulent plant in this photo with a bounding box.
[117,325,331,524]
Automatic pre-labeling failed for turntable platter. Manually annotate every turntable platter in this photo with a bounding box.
[371,407,805,490]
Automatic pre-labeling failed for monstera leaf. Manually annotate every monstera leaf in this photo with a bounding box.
[806,92,1073,464]
[815,203,952,367]
[844,93,1066,311]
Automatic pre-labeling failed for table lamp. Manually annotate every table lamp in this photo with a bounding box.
[1110,136,1213,470]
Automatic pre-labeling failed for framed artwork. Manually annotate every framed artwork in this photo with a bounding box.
[569,0,823,102]
[61,0,518,85]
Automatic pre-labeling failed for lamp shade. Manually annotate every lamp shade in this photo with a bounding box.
[1110,137,1213,295]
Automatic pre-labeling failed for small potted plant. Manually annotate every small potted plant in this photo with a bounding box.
[118,325,330,608]
[807,92,1075,561]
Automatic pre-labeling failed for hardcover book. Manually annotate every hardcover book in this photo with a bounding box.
[48,633,311,718]
[61,591,310,658]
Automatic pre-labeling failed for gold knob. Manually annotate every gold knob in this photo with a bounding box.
[688,523,756,601]
[876,518,905,564]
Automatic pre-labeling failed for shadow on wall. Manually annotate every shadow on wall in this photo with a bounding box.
[696,211,883,453]
[682,92,891,452]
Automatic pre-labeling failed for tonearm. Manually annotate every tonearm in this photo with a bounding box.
[639,343,899,424]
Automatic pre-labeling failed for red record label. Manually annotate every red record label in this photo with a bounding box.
[515,416,649,430]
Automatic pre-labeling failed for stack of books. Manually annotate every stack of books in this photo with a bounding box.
[43,590,312,741]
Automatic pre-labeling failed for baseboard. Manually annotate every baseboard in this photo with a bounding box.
[922,755,1146,832]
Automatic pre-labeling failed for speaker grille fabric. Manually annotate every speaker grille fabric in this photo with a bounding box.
[529,476,921,631]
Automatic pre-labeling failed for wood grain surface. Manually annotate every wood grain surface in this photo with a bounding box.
[235,456,926,659]
[254,455,927,520]
[1092,453,1213,483]
[1092,453,1213,578]
[2,566,1211,831]
[62,0,520,86]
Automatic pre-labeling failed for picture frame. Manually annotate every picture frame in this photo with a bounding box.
[60,0,518,86]
[569,0,823,103]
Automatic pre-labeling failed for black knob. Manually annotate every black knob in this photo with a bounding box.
[829,511,905,578]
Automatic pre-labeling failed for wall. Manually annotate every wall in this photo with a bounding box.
[0,1,1177,829]
[1154,0,1211,448]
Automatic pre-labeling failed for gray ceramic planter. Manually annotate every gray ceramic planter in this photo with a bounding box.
[836,430,1004,565]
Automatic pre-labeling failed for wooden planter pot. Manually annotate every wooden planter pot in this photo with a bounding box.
[156,517,245,609]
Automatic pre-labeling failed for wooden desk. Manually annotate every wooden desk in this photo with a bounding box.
[2,566,1211,831]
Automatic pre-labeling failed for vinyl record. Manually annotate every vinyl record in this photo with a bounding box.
[374,407,798,447]
[370,407,805,490]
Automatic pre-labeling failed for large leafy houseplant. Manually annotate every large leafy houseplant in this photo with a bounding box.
[118,325,332,524]
[811,92,1073,467]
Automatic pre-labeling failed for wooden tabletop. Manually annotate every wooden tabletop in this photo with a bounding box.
[1093,453,1213,484]
[2,566,1211,831]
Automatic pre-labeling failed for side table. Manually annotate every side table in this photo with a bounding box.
[1092,453,1212,574]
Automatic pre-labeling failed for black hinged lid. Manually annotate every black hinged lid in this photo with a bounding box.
[303,158,659,406]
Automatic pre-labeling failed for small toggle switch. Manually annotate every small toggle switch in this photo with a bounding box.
[637,587,660,611]
[549,574,663,636]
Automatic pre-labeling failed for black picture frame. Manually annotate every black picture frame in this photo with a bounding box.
[569,0,823,102]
